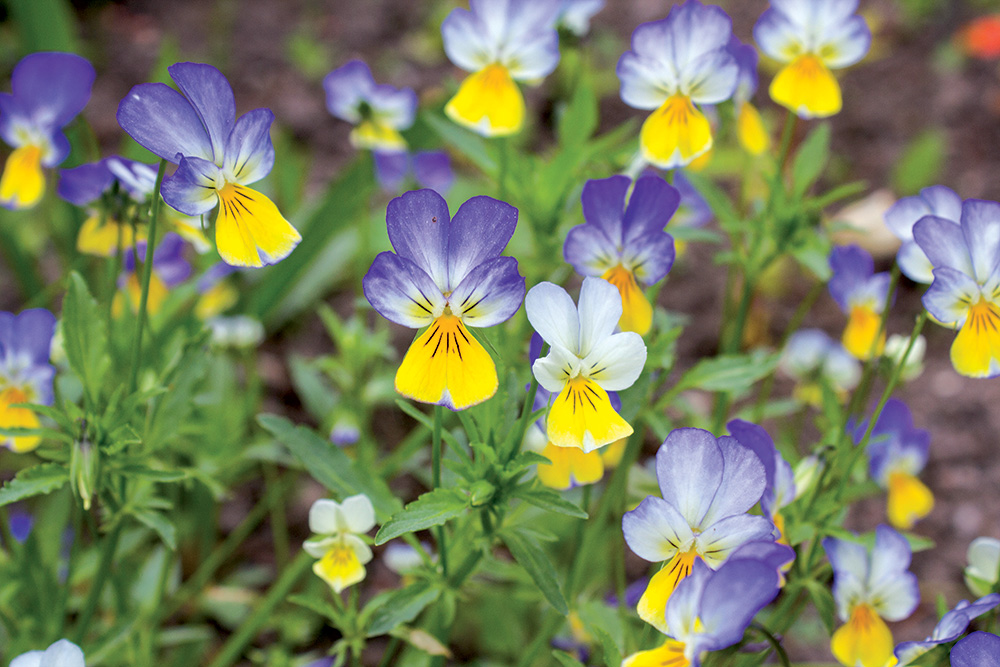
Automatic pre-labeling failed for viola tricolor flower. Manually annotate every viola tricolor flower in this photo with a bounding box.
[728,420,795,544]
[884,185,962,285]
[622,427,773,632]
[621,557,780,667]
[965,537,1000,597]
[441,0,560,136]
[913,199,1000,378]
[0,52,95,209]
[363,189,525,410]
[373,150,454,194]
[117,62,301,267]
[780,328,861,403]
[556,0,605,37]
[304,494,376,594]
[526,277,646,452]
[894,594,1000,665]
[824,525,919,667]
[324,60,417,153]
[0,309,56,453]
[10,639,86,667]
[754,0,871,118]
[727,36,770,156]
[116,233,192,316]
[854,399,933,530]
[563,175,678,335]
[952,631,1000,667]
[617,1,738,168]
[828,245,890,360]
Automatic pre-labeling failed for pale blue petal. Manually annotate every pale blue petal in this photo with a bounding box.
[622,495,695,562]
[884,185,962,241]
[870,570,919,621]
[441,7,494,72]
[655,428,724,528]
[368,83,417,130]
[617,50,673,110]
[117,82,214,163]
[817,15,871,68]
[700,436,767,527]
[897,241,935,284]
[501,0,561,79]
[160,156,222,216]
[223,108,275,185]
[374,151,409,191]
[922,266,980,326]
[664,558,712,638]
[41,639,86,667]
[168,62,236,163]
[525,282,581,354]
[823,536,868,580]
[563,220,618,277]
[323,60,374,122]
[683,47,738,105]
[870,524,912,581]
[449,256,524,328]
[558,0,604,36]
[385,189,451,290]
[9,651,43,667]
[446,195,518,290]
[692,559,780,652]
[961,199,1000,285]
[824,344,862,391]
[363,252,446,328]
[781,329,832,376]
[625,230,675,285]
[696,514,776,568]
[753,8,802,63]
[913,215,975,277]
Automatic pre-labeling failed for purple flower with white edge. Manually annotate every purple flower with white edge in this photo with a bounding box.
[828,244,890,360]
[780,328,861,402]
[728,419,796,542]
[913,199,1000,378]
[557,0,604,36]
[324,60,417,152]
[564,174,678,336]
[622,427,773,633]
[853,399,933,530]
[0,308,56,453]
[117,62,301,267]
[363,189,525,410]
[895,594,1000,665]
[824,525,919,667]
[952,631,1000,667]
[0,52,95,209]
[885,185,962,284]
[621,557,780,667]
[10,639,85,667]
[373,150,454,194]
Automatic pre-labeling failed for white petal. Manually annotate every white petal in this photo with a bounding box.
[525,282,580,353]
[304,536,338,558]
[10,652,44,667]
[308,498,345,535]
[341,494,376,534]
[581,331,646,391]
[41,640,86,667]
[532,344,581,393]
[344,534,374,565]
[577,277,622,358]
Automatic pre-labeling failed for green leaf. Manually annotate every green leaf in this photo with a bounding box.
[791,123,831,199]
[803,579,837,635]
[374,488,469,545]
[6,0,78,52]
[502,527,569,615]
[423,111,496,174]
[366,581,441,636]
[513,486,588,519]
[557,76,598,147]
[552,651,586,667]
[132,508,177,550]
[258,413,401,519]
[674,350,781,395]
[0,463,69,507]
[62,272,111,403]
[892,129,946,196]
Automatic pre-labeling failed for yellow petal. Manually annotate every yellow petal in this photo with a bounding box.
[0,145,45,209]
[637,551,700,634]
[313,542,366,594]
[168,215,211,253]
[600,438,627,468]
[843,304,885,360]
[602,265,653,336]
[640,95,713,169]
[350,119,407,152]
[537,442,605,490]
[950,299,1000,378]
[737,103,771,156]
[0,387,41,453]
[546,377,633,453]
[831,604,894,667]
[770,55,842,119]
[887,471,934,530]
[215,183,301,268]
[395,314,498,410]
[195,282,239,320]
[622,639,690,667]
[76,215,144,256]
[445,64,525,137]
[120,272,169,316]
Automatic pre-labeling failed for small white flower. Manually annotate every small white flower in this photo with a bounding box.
[304,494,377,593]
[966,537,1000,598]
[11,639,86,667]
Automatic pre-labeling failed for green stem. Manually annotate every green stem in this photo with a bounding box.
[207,550,312,667]
[72,521,123,643]
[432,405,448,576]
[128,159,167,394]
[776,111,798,176]
[752,622,792,667]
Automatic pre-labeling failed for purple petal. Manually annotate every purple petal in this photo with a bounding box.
[913,215,974,277]
[922,266,980,326]
[197,262,237,293]
[626,229,675,285]
[448,256,525,328]
[413,151,454,194]
[696,514,776,567]
[168,62,236,162]
[655,428,724,528]
[664,557,714,634]
[692,559,780,653]
[622,495,696,562]
[951,632,1000,667]
[823,535,868,579]
[581,175,630,244]
[117,82,214,163]
[323,60,375,122]
[58,160,114,206]
[727,420,777,493]
[828,244,874,312]
[11,52,95,128]
[446,195,518,289]
[386,189,451,289]
[960,199,1000,284]
[728,540,796,574]
[622,174,680,245]
[673,170,713,228]
[374,151,410,191]
[563,223,617,277]
[884,185,961,242]
[700,435,767,526]
[223,108,275,185]
[152,233,192,287]
[0,309,56,366]
[727,35,759,103]
[897,240,934,284]
[363,252,446,328]
[106,157,158,200]
[160,156,222,216]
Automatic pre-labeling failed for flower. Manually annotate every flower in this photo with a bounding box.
[0,309,56,453]
[0,52,95,209]
[754,0,871,118]
[727,36,770,156]
[621,557,780,667]
[115,233,192,316]
[206,315,265,349]
[884,185,962,285]
[10,639,85,667]
[441,0,560,136]
[828,245,890,360]
[853,399,933,530]
[304,494,376,593]
[617,1,738,168]
[59,156,210,256]
[965,537,1000,598]
[884,333,927,381]
[672,171,713,231]
[324,59,417,152]
[780,328,861,403]
[374,150,454,194]
[951,631,1000,666]
[117,62,301,267]
[563,175,677,336]
[913,199,1000,378]
[823,525,919,667]
[525,277,646,452]
[363,189,525,410]
[727,420,796,543]
[556,0,604,36]
[895,594,1000,665]
[622,427,774,632]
